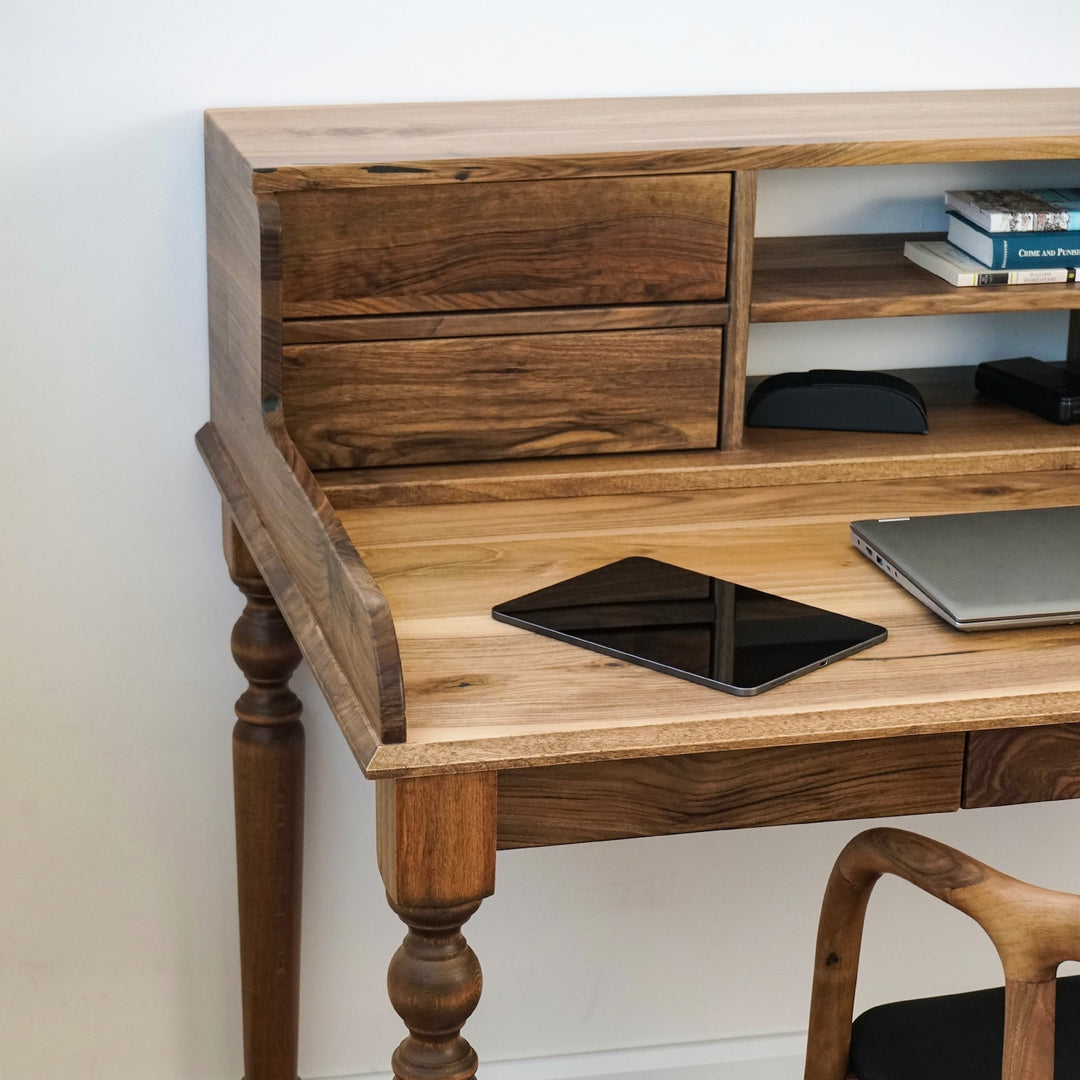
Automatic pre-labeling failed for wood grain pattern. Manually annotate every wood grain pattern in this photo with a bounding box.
[497,734,963,848]
[203,113,406,751]
[964,724,1080,808]
[277,174,729,317]
[282,302,728,344]
[377,773,497,908]
[206,90,1080,192]
[226,521,305,1080]
[805,828,1080,1080]
[319,365,1080,505]
[752,233,1080,323]
[333,468,1080,777]
[719,170,757,450]
[282,328,723,469]
[377,773,496,1080]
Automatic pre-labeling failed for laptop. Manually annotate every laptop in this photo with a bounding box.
[850,505,1080,631]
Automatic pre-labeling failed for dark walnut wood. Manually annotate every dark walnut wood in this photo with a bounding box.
[317,368,1080,508]
[387,900,484,1080]
[204,114,405,755]
[964,723,1080,808]
[805,828,1080,1080]
[719,170,757,450]
[201,90,1080,1080]
[276,174,730,317]
[226,520,304,1080]
[497,734,963,848]
[752,233,1080,323]
[282,328,723,468]
[378,774,496,1080]
[281,302,727,344]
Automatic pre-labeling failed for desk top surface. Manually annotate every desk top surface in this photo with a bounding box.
[207,88,1080,191]
[334,468,1080,777]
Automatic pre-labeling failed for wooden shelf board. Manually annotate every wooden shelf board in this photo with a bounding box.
[752,234,1080,323]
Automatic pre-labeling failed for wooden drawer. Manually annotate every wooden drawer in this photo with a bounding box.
[498,734,966,849]
[964,724,1080,808]
[276,174,731,317]
[282,326,723,469]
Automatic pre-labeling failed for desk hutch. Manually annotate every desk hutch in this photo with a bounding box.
[199,88,1080,1080]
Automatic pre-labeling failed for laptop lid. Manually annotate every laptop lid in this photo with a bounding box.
[850,505,1080,630]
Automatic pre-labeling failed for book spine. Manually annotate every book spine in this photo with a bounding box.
[947,215,1080,269]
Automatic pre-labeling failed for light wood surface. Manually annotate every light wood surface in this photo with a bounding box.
[206,89,1080,191]
[331,468,1080,777]
[805,828,1080,1080]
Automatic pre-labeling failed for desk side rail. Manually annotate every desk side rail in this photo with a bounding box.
[204,113,405,761]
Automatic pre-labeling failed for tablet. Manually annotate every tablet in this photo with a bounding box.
[492,556,887,696]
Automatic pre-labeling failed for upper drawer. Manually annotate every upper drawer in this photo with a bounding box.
[276,175,731,317]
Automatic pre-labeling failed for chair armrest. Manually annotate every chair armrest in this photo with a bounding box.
[805,827,1080,1080]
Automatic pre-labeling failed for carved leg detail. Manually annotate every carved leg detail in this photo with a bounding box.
[387,900,484,1080]
[229,525,304,1080]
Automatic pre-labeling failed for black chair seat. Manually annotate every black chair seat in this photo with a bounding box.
[849,974,1080,1080]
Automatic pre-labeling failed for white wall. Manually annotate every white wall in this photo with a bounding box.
[5,3,1080,1078]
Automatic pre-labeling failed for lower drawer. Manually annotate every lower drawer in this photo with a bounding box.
[282,326,723,469]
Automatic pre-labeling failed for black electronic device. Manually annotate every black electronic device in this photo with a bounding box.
[974,356,1080,424]
[745,369,928,433]
[492,556,887,696]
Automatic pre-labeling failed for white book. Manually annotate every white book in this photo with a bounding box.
[903,239,1079,287]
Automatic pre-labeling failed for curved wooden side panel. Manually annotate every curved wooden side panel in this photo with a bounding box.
[204,112,405,756]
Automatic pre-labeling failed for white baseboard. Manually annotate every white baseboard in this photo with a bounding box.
[323,1031,806,1080]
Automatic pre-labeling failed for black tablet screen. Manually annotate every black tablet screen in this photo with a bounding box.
[492,557,886,696]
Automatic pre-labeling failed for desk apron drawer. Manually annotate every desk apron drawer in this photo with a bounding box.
[282,326,723,469]
[497,733,966,848]
[964,724,1080,807]
[276,174,731,317]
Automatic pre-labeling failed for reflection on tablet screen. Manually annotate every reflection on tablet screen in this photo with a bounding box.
[492,557,886,696]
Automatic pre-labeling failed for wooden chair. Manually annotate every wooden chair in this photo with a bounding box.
[804,828,1080,1080]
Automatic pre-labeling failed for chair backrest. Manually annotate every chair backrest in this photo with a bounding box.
[804,828,1080,1080]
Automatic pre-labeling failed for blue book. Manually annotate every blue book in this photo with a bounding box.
[947,213,1080,269]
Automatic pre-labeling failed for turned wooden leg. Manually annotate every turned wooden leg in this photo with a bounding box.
[226,517,304,1080]
[377,773,497,1080]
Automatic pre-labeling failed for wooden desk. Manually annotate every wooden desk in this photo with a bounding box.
[198,89,1080,1080]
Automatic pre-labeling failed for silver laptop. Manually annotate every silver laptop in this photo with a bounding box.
[850,505,1080,631]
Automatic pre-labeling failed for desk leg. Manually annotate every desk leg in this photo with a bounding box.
[226,520,305,1080]
[377,773,498,1080]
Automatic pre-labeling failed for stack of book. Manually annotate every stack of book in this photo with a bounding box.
[904,188,1080,287]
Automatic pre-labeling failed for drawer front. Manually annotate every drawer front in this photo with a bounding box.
[498,734,966,849]
[282,326,723,468]
[277,174,731,317]
[964,724,1080,808]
